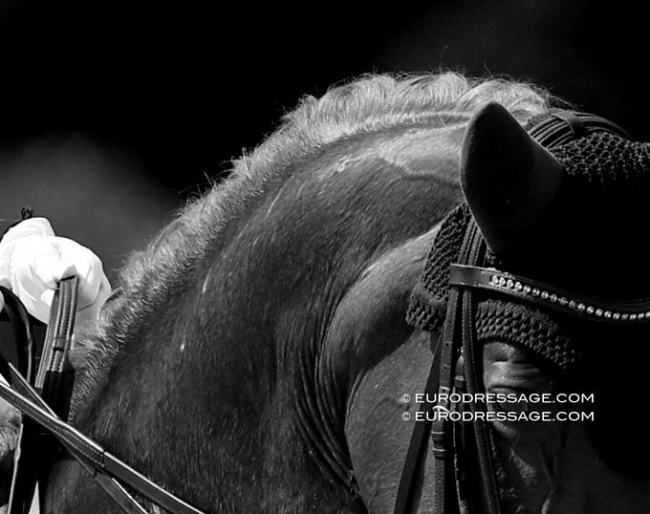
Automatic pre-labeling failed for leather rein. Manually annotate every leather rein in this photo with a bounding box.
[0,279,208,514]
[393,110,636,514]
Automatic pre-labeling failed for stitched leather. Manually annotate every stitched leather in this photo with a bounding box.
[393,336,443,514]
[450,264,650,322]
[8,277,78,514]
[0,371,206,514]
[1,277,207,514]
[527,110,630,149]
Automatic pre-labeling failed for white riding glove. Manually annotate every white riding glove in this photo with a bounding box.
[0,217,111,326]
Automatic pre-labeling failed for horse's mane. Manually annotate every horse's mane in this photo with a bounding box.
[98,71,555,350]
[68,71,557,503]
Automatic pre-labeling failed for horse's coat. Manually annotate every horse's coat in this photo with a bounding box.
[8,72,647,513]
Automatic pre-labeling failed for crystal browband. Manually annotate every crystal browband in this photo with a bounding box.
[449,264,650,323]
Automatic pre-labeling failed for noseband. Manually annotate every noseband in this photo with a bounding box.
[394,110,638,514]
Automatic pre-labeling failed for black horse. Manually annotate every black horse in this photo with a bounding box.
[3,71,650,513]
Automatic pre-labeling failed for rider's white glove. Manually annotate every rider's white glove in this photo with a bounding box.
[0,218,111,325]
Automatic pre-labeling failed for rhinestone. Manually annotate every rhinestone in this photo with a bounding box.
[586,306,594,314]
[532,288,540,296]
[621,314,629,321]
[506,279,514,289]
[549,294,558,303]
[577,303,586,311]
[498,277,506,287]
[523,285,531,294]
[604,311,612,319]
[491,275,499,285]
[631,314,638,321]
[638,313,645,320]
[646,311,650,318]
[541,291,549,300]
[613,313,621,320]
[595,309,603,317]
[515,282,523,291]
[568,300,576,309]
[559,297,568,306]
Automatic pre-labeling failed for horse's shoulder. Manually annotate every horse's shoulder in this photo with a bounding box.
[322,225,441,373]
[323,226,442,513]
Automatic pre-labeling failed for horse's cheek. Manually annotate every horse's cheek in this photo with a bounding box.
[490,421,561,512]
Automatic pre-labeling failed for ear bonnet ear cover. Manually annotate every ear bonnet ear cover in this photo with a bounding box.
[407,118,650,372]
[405,204,582,372]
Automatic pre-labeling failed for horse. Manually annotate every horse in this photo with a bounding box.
[3,71,650,513]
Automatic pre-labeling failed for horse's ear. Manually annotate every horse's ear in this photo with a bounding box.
[460,102,563,257]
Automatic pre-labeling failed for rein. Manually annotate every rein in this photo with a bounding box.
[393,109,636,514]
[0,280,208,514]
[5,276,78,514]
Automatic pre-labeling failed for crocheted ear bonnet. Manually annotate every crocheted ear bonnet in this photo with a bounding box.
[407,108,650,372]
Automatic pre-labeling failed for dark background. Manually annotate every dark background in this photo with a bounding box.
[0,0,645,280]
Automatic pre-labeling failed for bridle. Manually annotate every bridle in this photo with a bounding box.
[393,110,644,514]
[0,279,208,514]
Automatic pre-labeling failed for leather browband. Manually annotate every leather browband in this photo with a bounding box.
[450,264,650,323]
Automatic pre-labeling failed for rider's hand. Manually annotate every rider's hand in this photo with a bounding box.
[0,218,111,325]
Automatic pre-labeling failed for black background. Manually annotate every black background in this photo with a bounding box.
[0,1,645,278]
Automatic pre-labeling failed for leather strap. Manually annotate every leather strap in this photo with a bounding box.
[450,264,650,323]
[432,236,470,514]
[36,275,78,411]
[0,372,207,514]
[1,277,207,514]
[8,367,149,514]
[394,219,494,514]
[393,336,443,514]
[458,234,501,514]
[528,110,631,148]
[0,278,208,514]
[430,300,457,514]
[451,222,501,514]
[8,276,78,514]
